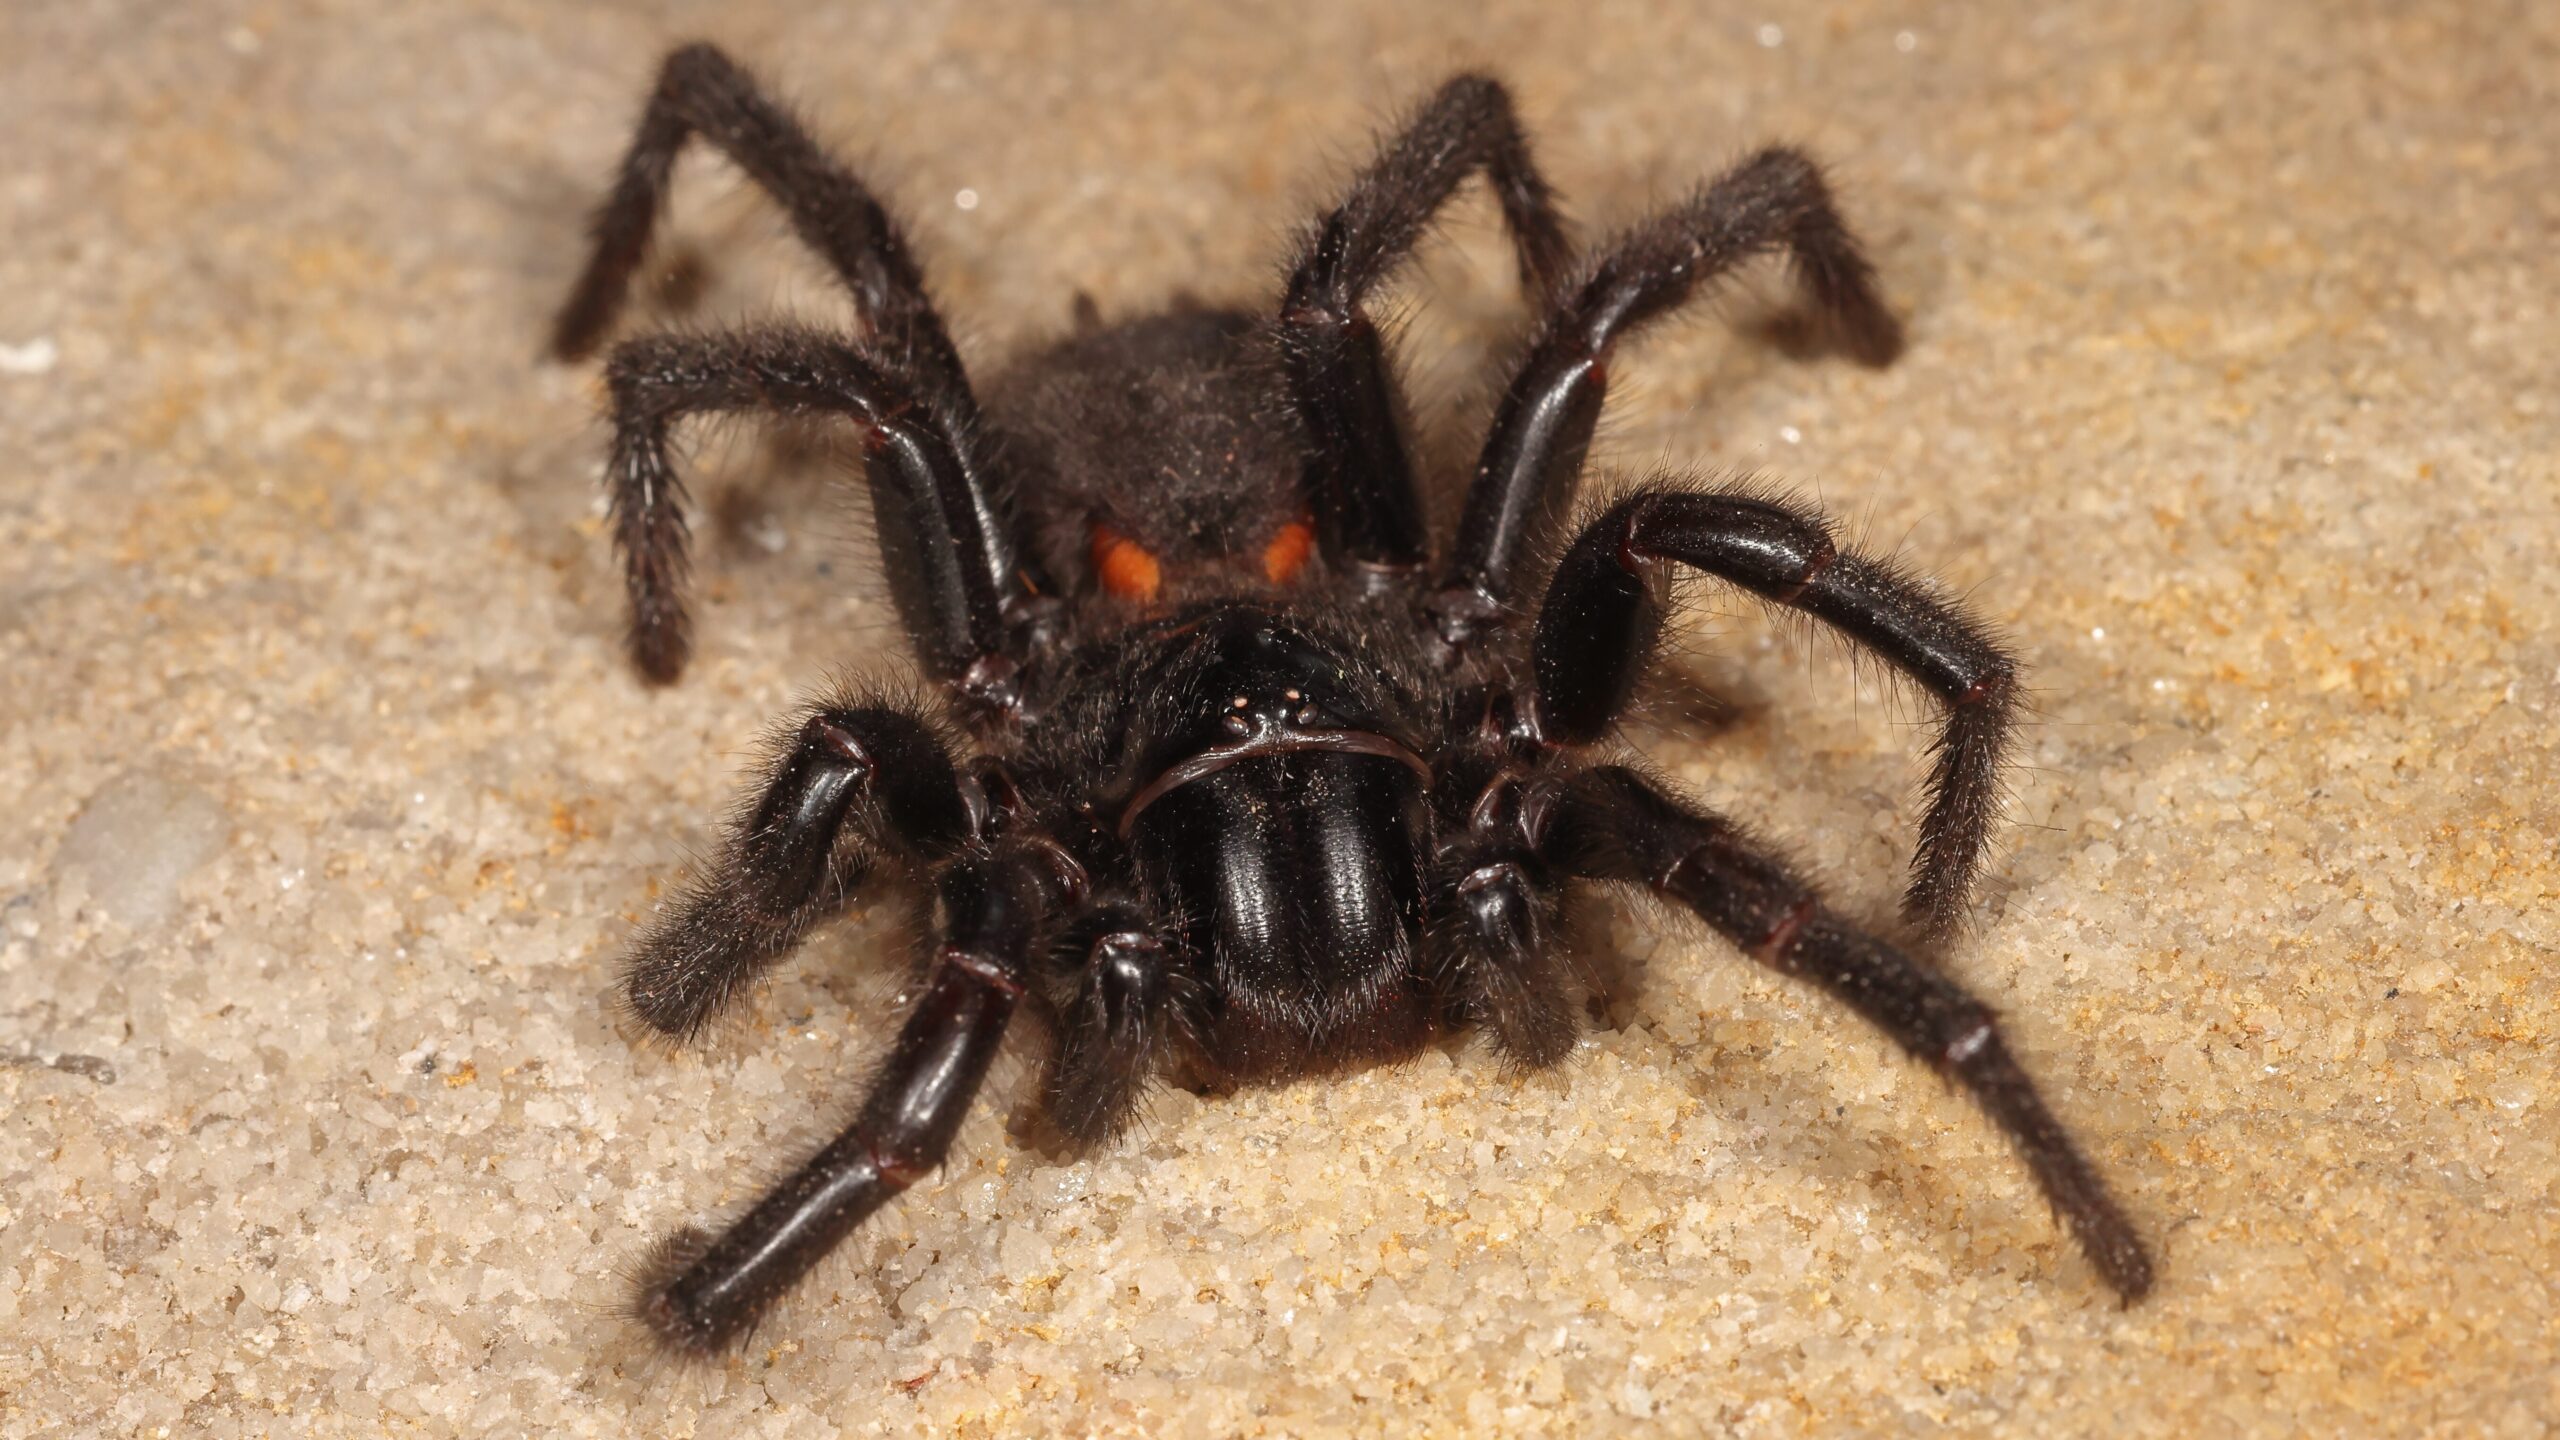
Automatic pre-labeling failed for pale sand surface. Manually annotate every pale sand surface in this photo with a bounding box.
[3,2,2554,1435]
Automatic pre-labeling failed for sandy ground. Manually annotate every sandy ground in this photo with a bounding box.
[3,2,2554,1435]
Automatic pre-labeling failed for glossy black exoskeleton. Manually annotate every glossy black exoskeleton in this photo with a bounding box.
[550,45,2154,1354]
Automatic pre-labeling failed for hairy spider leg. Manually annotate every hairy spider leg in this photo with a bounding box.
[621,699,971,1041]
[600,330,1040,712]
[637,844,1076,1354]
[1430,146,1903,650]
[1428,748,1579,1069]
[1277,73,1571,591]
[557,42,1049,693]
[551,41,967,403]
[1532,483,2017,935]
[1043,903,1184,1144]
[1550,766,2153,1301]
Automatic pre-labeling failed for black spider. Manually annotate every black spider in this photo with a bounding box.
[550,44,2153,1355]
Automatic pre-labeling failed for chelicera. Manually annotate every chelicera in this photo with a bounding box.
[550,44,2152,1353]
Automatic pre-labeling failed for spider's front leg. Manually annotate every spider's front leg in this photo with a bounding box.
[1532,482,2017,935]
[1547,765,2153,1301]
[1276,73,1570,591]
[598,329,1041,708]
[622,696,970,1042]
[638,841,1077,1354]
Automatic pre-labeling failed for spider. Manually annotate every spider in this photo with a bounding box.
[550,44,2153,1354]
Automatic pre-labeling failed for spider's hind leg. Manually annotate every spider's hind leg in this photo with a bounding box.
[1277,73,1572,589]
[1548,765,2153,1301]
[622,697,970,1042]
[1432,146,1901,651]
[557,47,1053,693]
[551,41,968,401]
[598,329,1040,699]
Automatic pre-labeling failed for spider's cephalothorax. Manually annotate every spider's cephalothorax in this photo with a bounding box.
[553,46,2153,1354]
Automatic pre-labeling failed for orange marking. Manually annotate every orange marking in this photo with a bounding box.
[1262,516,1315,585]
[1091,521,1161,601]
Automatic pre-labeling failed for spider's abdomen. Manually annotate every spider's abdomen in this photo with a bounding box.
[986,308,1313,605]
